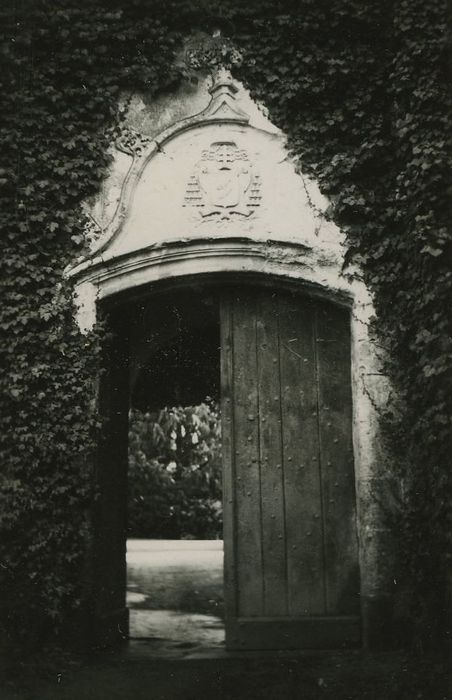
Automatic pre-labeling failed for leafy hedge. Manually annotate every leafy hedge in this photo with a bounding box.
[1,0,450,649]
[0,0,181,650]
[128,403,222,539]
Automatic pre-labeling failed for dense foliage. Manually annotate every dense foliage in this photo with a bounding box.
[1,0,450,649]
[0,0,180,650]
[128,403,222,539]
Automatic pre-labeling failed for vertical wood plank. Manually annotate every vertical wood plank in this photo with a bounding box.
[278,294,326,615]
[256,291,288,616]
[230,291,264,616]
[222,285,360,651]
[315,303,360,615]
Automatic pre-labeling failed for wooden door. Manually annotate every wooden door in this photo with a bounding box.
[221,287,360,650]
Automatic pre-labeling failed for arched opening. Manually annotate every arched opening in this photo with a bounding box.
[127,288,225,651]
[93,277,361,651]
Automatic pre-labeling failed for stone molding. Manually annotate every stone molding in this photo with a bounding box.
[71,236,368,328]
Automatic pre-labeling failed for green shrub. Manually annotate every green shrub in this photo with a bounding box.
[128,400,222,539]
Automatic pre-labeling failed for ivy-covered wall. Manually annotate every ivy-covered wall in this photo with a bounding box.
[1,0,451,651]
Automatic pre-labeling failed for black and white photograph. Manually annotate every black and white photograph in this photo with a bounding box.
[1,1,451,697]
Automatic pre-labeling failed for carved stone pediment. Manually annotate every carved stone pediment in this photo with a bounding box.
[73,65,343,273]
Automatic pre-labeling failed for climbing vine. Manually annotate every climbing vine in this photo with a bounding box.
[231,0,452,642]
[0,0,182,650]
[1,0,450,650]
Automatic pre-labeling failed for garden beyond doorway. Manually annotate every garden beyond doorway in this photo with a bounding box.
[126,290,224,648]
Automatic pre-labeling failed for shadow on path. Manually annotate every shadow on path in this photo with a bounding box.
[127,539,225,651]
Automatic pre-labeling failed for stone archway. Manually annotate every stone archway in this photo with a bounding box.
[68,70,391,650]
[90,277,361,650]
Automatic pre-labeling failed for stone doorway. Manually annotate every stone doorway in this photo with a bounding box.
[92,280,360,651]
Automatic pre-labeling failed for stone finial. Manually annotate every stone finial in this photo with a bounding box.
[202,67,249,123]
[209,66,239,97]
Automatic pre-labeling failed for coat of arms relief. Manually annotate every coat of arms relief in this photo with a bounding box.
[184,141,262,221]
